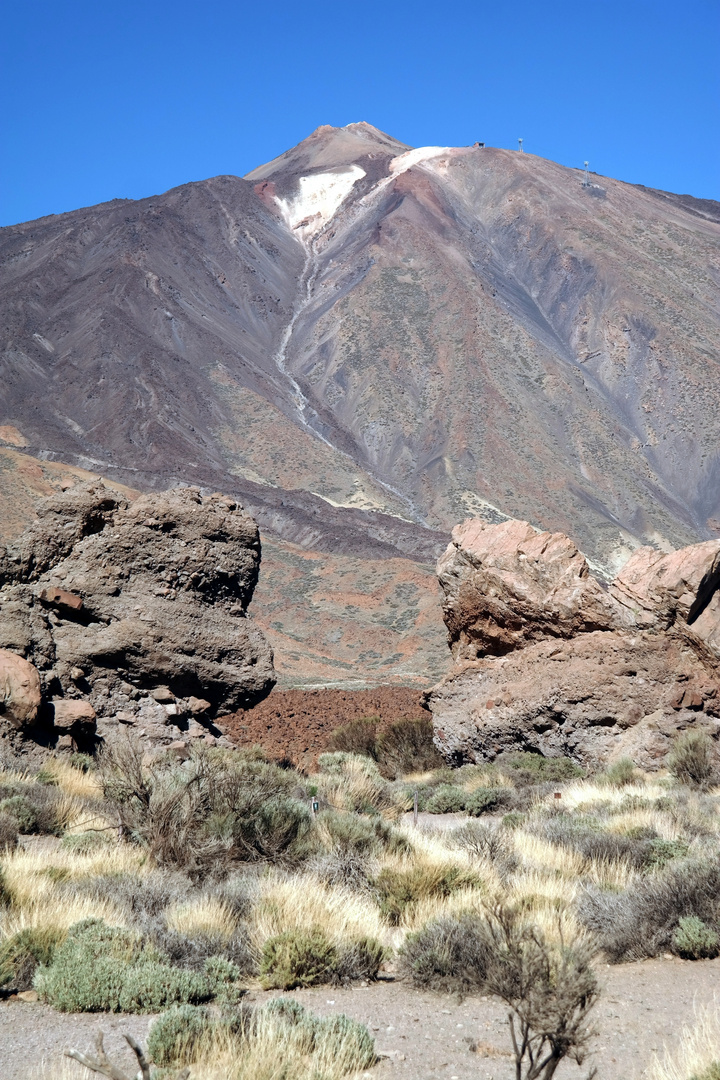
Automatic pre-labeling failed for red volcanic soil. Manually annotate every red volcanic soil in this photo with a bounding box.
[222,686,429,770]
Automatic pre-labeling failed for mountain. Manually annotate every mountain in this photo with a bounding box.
[1,122,719,683]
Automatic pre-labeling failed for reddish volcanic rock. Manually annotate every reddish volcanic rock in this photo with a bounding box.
[224,686,430,771]
[428,518,720,770]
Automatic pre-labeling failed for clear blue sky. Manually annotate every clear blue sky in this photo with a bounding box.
[1,0,718,226]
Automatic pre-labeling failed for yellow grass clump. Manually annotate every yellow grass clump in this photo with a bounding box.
[251,872,386,950]
[165,895,239,941]
[648,999,720,1080]
[37,758,105,800]
[512,831,585,877]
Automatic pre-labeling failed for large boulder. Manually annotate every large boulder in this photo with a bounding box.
[428,519,720,770]
[0,483,275,750]
[0,649,41,729]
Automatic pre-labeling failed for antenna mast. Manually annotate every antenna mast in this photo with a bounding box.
[583,161,590,187]
[518,137,524,153]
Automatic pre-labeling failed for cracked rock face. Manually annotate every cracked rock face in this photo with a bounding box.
[0,483,275,751]
[428,518,720,770]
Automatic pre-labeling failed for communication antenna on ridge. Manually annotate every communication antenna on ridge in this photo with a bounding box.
[583,161,590,187]
[518,137,524,153]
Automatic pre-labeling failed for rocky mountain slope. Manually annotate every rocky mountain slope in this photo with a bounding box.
[1,122,719,683]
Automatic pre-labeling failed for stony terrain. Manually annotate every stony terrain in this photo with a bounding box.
[429,517,720,769]
[225,686,429,770]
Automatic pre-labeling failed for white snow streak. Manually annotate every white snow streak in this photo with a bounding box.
[388,146,452,175]
[276,165,366,242]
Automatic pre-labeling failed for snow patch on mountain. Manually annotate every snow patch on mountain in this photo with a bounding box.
[276,165,366,241]
[389,147,452,175]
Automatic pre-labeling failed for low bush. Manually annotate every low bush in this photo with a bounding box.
[499,752,584,785]
[99,740,312,873]
[398,912,492,993]
[672,916,720,960]
[147,1003,214,1065]
[375,864,480,924]
[333,936,385,984]
[33,919,213,1012]
[579,858,720,961]
[260,926,337,990]
[668,731,716,788]
[449,820,518,875]
[374,716,443,778]
[148,998,375,1079]
[601,757,636,787]
[327,718,378,759]
[0,795,37,834]
[465,786,513,816]
[60,831,109,854]
[425,784,466,814]
[0,927,62,991]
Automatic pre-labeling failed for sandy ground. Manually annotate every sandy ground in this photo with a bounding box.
[3,957,720,1080]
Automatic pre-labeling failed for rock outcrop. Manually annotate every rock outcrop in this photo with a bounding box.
[428,519,720,770]
[0,649,41,729]
[0,483,275,753]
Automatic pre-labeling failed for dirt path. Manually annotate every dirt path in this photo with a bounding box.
[4,958,719,1079]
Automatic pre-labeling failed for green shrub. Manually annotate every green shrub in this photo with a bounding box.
[601,758,636,787]
[60,831,109,854]
[334,937,386,983]
[217,795,313,863]
[375,864,480,924]
[580,859,720,961]
[313,1011,375,1070]
[502,812,526,830]
[0,927,62,991]
[672,916,720,960]
[425,784,466,814]
[398,912,492,993]
[500,752,584,784]
[668,731,715,788]
[147,1004,214,1065]
[260,927,337,990]
[374,716,443,778]
[465,787,512,816]
[327,718,378,759]
[316,809,395,855]
[0,795,38,834]
[33,919,212,1012]
[647,838,690,869]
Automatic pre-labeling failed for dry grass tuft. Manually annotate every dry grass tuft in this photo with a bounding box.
[648,999,720,1080]
[252,872,387,950]
[165,895,239,941]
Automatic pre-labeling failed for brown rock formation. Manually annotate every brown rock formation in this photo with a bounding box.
[0,649,41,729]
[0,482,275,751]
[428,519,720,770]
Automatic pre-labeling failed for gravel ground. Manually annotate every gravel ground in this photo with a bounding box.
[3,957,720,1080]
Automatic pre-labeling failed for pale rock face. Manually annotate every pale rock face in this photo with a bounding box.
[428,517,720,770]
[0,649,41,728]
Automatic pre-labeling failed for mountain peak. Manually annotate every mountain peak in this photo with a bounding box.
[245,122,411,181]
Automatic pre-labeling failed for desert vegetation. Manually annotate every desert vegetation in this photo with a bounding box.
[2,725,720,1078]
